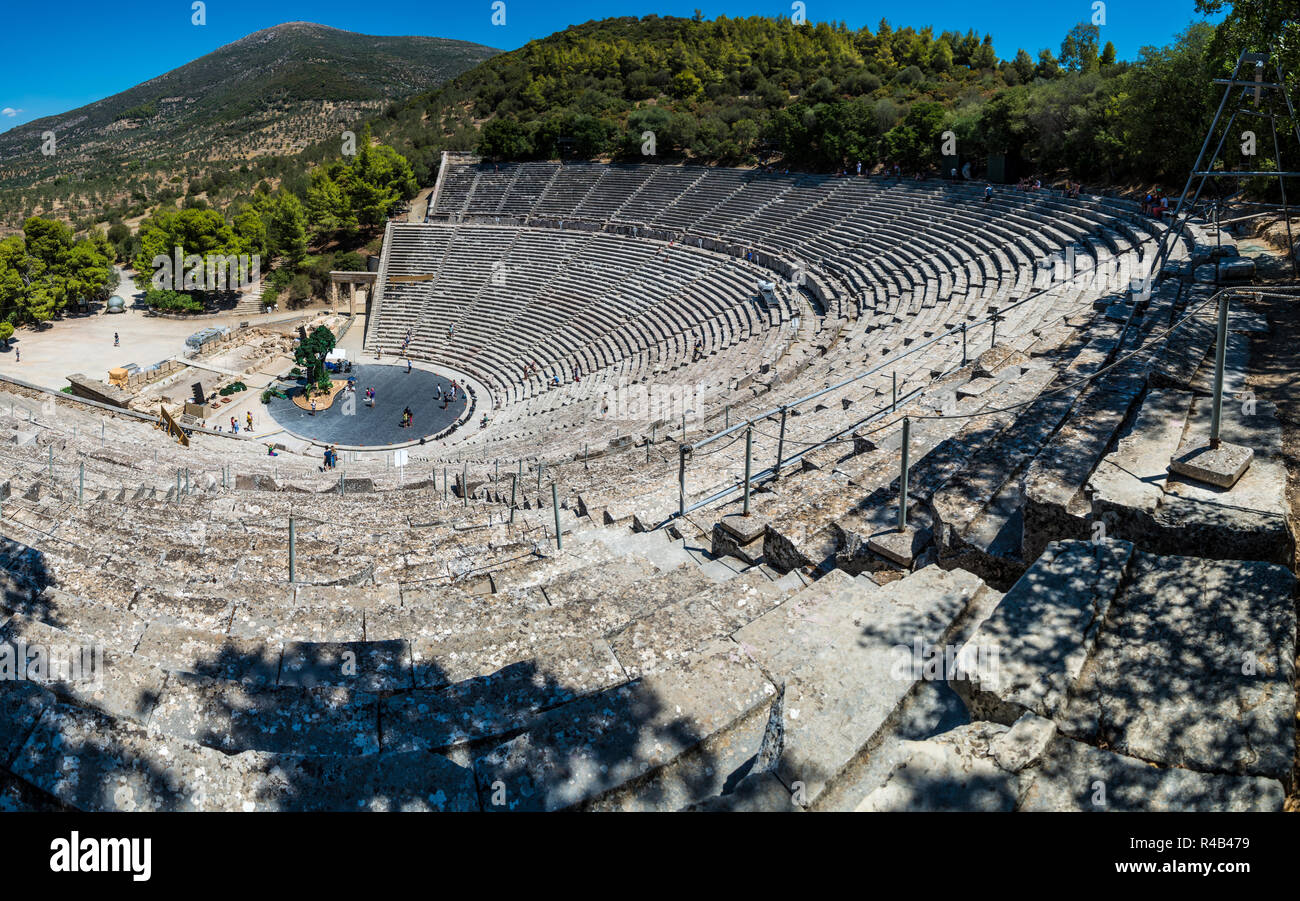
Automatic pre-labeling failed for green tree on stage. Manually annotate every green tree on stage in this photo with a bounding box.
[294,325,337,396]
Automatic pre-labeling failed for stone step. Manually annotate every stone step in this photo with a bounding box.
[932,377,1086,588]
[858,714,1284,812]
[729,565,992,808]
[759,372,1027,573]
[608,569,791,678]
[1087,389,1194,534]
[1063,551,1296,784]
[471,639,775,812]
[952,540,1296,786]
[950,539,1135,724]
[9,699,479,811]
[830,366,1058,576]
[149,673,380,756]
[1020,360,1148,562]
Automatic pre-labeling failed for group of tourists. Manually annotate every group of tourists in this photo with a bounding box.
[1142,190,1171,219]
[320,445,339,470]
[435,380,460,407]
[221,412,255,434]
[400,406,415,429]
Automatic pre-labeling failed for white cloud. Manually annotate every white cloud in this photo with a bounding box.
[1,108,22,117]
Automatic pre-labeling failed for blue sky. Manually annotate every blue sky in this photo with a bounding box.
[0,0,1218,132]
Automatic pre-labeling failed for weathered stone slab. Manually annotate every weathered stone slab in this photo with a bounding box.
[866,525,928,567]
[859,712,1285,811]
[134,622,281,688]
[0,614,166,724]
[1022,374,1144,561]
[951,539,1134,724]
[249,750,479,812]
[956,377,996,399]
[11,701,257,811]
[228,603,364,643]
[734,566,988,806]
[1169,441,1253,488]
[1088,389,1192,518]
[7,587,149,650]
[279,640,413,691]
[385,639,626,751]
[610,572,783,678]
[856,719,1046,812]
[132,589,235,633]
[150,673,379,756]
[686,771,802,812]
[474,646,774,811]
[1064,552,1296,783]
[1020,733,1285,811]
[0,680,53,765]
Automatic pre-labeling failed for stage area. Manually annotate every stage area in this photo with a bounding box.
[265,363,468,446]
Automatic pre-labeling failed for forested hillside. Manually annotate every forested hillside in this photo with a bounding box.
[368,2,1293,195]
[0,22,496,231]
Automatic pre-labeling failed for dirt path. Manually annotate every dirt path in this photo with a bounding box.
[1239,260,1300,811]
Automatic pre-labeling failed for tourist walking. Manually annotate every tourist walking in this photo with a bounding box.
[246,412,253,432]
[114,332,119,346]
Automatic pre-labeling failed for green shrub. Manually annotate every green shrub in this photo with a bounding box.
[142,289,203,313]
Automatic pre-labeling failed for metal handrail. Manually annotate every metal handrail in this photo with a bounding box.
[689,234,1162,454]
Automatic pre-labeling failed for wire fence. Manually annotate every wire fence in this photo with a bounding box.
[667,284,1242,525]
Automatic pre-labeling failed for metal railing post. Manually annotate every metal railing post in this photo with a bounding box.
[443,467,448,503]
[898,417,911,533]
[961,323,968,365]
[1210,291,1229,448]
[463,464,468,507]
[892,372,897,412]
[288,515,296,583]
[742,424,753,516]
[509,472,517,524]
[678,445,688,517]
[537,461,543,491]
[552,482,562,550]
[175,469,180,502]
[48,446,53,478]
[78,462,84,503]
[773,407,788,482]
